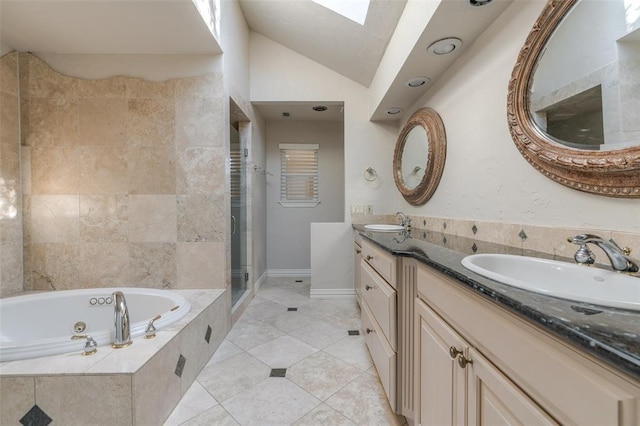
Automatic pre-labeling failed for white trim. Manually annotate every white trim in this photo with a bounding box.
[254,270,268,292]
[267,269,311,277]
[310,288,356,299]
[279,143,319,150]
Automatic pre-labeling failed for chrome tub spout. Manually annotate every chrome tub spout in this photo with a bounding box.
[112,291,132,349]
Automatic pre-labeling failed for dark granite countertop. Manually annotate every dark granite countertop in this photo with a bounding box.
[354,225,640,382]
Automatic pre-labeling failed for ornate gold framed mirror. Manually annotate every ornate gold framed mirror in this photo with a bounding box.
[393,107,447,205]
[507,0,640,198]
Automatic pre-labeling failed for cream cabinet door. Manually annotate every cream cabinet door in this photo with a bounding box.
[467,347,558,426]
[354,241,362,303]
[416,298,467,426]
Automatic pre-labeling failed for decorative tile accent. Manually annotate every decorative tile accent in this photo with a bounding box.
[518,229,528,242]
[175,354,187,378]
[443,222,447,230]
[472,224,478,235]
[442,236,447,245]
[472,243,478,253]
[20,405,52,426]
[423,219,426,226]
[423,232,427,239]
[348,330,360,336]
[287,307,298,312]
[270,368,287,378]
[205,325,212,344]
[295,280,303,283]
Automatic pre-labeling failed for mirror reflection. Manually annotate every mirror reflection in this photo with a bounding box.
[530,0,640,151]
[400,126,429,189]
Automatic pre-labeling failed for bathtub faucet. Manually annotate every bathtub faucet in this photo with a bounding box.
[112,291,132,349]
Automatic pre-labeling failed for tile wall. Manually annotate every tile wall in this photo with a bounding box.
[0,52,23,297]
[353,214,640,264]
[18,53,227,292]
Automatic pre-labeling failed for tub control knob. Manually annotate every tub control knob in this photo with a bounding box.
[83,336,98,356]
[144,315,162,339]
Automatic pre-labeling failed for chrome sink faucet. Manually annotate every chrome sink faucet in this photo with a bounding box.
[568,234,639,273]
[395,211,412,229]
[112,291,132,348]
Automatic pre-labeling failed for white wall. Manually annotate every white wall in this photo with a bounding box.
[220,0,268,286]
[265,120,344,271]
[250,32,401,221]
[400,0,640,234]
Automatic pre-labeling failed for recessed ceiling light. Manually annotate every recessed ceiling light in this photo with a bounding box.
[469,0,493,6]
[386,107,403,115]
[405,77,431,88]
[428,38,462,56]
[312,105,328,112]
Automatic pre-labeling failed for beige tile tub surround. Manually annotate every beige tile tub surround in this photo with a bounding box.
[19,53,227,292]
[0,289,228,425]
[0,52,23,297]
[355,214,640,264]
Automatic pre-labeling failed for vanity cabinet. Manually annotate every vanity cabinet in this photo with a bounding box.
[359,239,398,411]
[353,232,362,303]
[416,264,640,425]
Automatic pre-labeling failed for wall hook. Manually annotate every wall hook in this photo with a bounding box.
[364,167,378,181]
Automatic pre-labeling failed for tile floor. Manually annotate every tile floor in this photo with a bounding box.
[164,277,404,425]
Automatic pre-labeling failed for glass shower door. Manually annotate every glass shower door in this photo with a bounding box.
[230,126,248,306]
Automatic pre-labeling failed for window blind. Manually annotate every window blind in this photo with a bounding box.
[230,148,242,201]
[279,144,319,203]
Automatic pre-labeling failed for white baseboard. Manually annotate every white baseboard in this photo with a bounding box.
[310,288,356,300]
[267,269,311,277]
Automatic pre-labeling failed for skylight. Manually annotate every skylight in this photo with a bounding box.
[311,0,370,25]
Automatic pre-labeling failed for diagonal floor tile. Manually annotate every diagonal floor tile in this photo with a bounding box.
[225,318,284,350]
[248,335,318,368]
[205,339,244,367]
[197,352,271,403]
[287,351,362,401]
[293,403,357,426]
[180,405,239,426]
[324,373,403,426]
[242,299,289,321]
[222,378,321,426]
[163,381,218,426]
[323,335,372,371]
[289,319,350,350]
[260,310,314,334]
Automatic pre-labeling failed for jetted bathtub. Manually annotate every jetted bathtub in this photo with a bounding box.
[0,288,191,362]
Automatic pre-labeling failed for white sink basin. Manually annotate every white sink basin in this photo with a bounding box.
[363,224,405,232]
[462,254,640,311]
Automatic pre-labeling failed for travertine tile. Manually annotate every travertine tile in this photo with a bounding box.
[224,317,284,351]
[287,351,362,401]
[31,146,80,194]
[197,351,271,403]
[174,96,221,147]
[126,78,175,100]
[260,309,314,334]
[128,195,177,242]
[29,195,79,243]
[79,195,128,242]
[176,242,225,289]
[174,73,222,99]
[0,91,19,142]
[78,98,127,146]
[27,98,79,147]
[248,335,318,368]
[129,243,176,288]
[177,194,224,242]
[78,145,128,194]
[241,298,287,321]
[181,405,239,426]
[127,98,175,146]
[164,381,218,426]
[0,376,35,425]
[28,243,80,290]
[127,146,177,194]
[36,375,133,425]
[293,403,357,426]
[221,377,320,426]
[289,319,350,350]
[80,242,129,287]
[205,339,244,367]
[0,52,18,96]
[323,335,372,371]
[0,242,23,297]
[176,147,225,195]
[134,335,183,426]
[324,373,402,425]
[76,76,127,99]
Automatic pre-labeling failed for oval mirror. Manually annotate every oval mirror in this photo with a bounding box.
[393,108,447,205]
[508,0,640,197]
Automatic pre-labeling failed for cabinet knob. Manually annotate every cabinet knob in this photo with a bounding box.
[366,328,375,334]
[365,285,373,291]
[366,255,374,261]
[458,354,473,369]
[356,249,362,254]
[449,346,463,359]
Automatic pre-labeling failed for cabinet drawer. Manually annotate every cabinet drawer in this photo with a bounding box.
[362,301,396,412]
[361,239,396,289]
[361,260,397,350]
